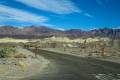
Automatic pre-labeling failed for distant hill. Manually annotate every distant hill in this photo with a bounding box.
[0,26,119,39]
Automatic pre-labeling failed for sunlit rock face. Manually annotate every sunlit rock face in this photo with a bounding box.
[0,26,120,39]
[43,36,110,43]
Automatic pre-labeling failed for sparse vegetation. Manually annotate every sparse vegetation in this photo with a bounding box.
[0,38,28,43]
[0,47,16,58]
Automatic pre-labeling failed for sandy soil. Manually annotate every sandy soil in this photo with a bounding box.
[0,51,50,80]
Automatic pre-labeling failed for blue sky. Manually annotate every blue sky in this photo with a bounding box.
[0,0,120,30]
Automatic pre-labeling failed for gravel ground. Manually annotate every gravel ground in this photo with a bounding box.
[0,49,50,80]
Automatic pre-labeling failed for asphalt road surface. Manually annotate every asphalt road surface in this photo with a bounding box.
[21,49,120,80]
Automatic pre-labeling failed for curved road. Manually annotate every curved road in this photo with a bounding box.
[22,49,120,80]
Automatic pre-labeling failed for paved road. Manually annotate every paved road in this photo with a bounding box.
[21,49,120,80]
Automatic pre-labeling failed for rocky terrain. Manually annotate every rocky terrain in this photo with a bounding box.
[0,26,120,39]
[0,45,50,80]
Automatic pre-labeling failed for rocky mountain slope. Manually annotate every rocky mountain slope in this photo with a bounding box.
[0,26,119,39]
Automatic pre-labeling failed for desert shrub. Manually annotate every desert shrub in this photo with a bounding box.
[14,53,26,58]
[0,47,16,58]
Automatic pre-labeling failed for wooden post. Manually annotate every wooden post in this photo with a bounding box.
[34,45,38,57]
[101,47,106,57]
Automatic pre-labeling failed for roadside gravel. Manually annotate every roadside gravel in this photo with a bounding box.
[0,49,50,80]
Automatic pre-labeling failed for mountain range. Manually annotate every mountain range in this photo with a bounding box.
[0,26,119,39]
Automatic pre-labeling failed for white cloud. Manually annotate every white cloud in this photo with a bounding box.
[0,5,48,23]
[15,0,81,14]
[113,26,120,29]
[40,23,65,31]
[118,26,120,29]
[56,28,65,31]
[84,13,93,18]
